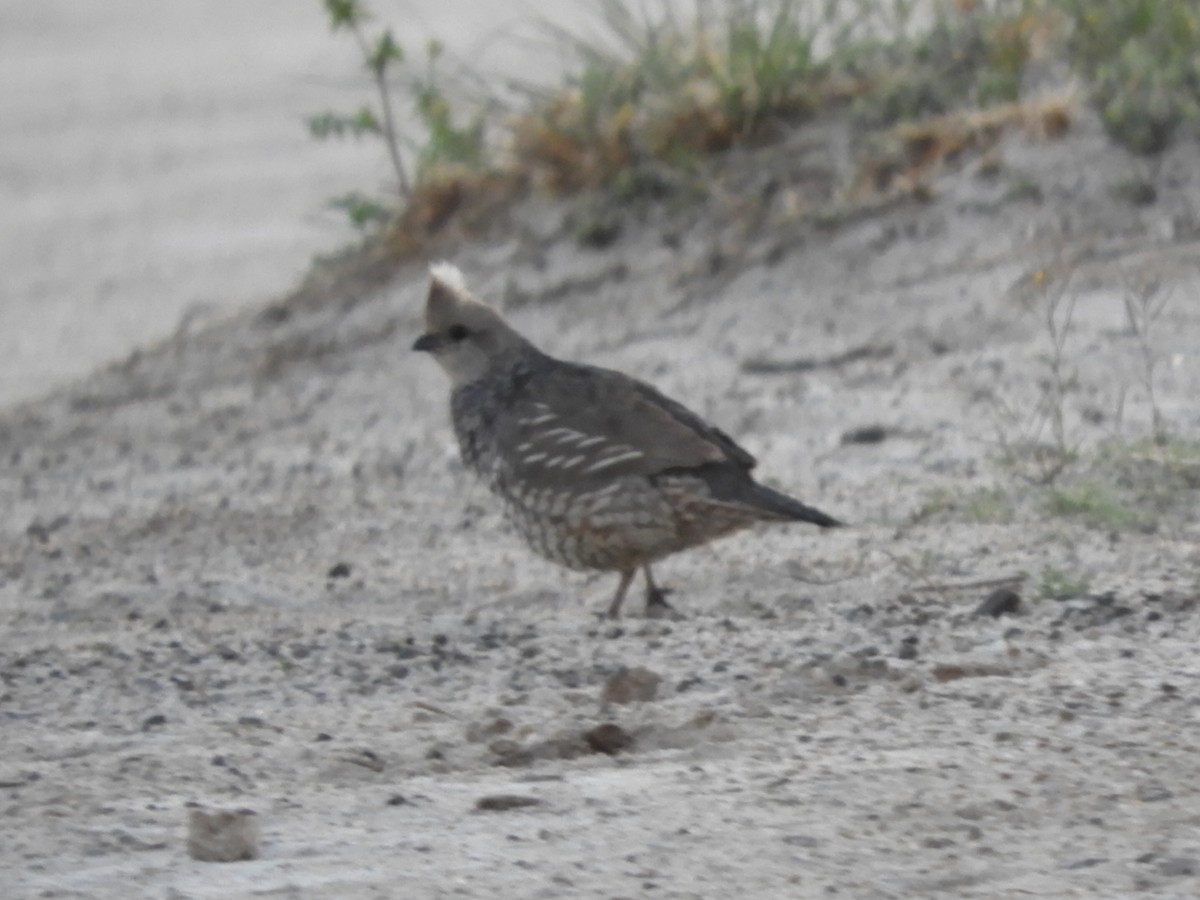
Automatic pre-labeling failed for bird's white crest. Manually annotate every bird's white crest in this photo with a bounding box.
[429,261,470,294]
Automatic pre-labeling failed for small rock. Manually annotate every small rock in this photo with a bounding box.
[475,794,542,812]
[1136,781,1173,803]
[186,809,260,862]
[932,663,971,683]
[782,834,820,848]
[141,714,167,731]
[897,636,919,661]
[489,739,533,767]
[584,723,634,756]
[1158,857,1197,877]
[1064,857,1107,870]
[467,717,514,743]
[386,794,409,807]
[922,836,956,849]
[975,588,1021,618]
[0,770,40,789]
[542,733,591,761]
[601,667,662,705]
[327,562,351,579]
[340,748,385,772]
[841,425,888,445]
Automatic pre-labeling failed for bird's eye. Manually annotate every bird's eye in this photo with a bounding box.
[447,324,469,341]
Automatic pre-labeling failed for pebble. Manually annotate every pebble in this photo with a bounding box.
[186,808,260,862]
[601,667,662,705]
[475,794,542,812]
[975,588,1021,618]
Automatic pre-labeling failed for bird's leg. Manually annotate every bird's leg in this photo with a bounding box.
[606,569,637,619]
[642,565,679,619]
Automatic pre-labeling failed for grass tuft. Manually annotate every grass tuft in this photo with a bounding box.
[309,0,1199,246]
[1045,482,1150,532]
[1056,0,1200,154]
[1039,566,1091,599]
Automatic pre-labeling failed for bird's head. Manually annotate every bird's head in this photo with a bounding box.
[412,263,528,386]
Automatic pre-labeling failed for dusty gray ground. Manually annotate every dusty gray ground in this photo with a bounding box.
[2,110,1200,897]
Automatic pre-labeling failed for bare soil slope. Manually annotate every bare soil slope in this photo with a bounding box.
[2,116,1199,898]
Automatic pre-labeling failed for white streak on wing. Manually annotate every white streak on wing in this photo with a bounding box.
[515,441,534,452]
[575,435,606,448]
[582,449,644,473]
[522,453,548,464]
[559,455,587,470]
[591,481,626,496]
[517,413,557,426]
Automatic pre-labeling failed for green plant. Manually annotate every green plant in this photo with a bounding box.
[909,485,1015,525]
[1119,269,1172,444]
[1039,565,1091,598]
[964,487,1016,524]
[304,0,1199,251]
[1037,268,1081,475]
[308,0,491,231]
[412,41,488,175]
[1054,0,1200,153]
[1046,482,1146,531]
[312,0,411,198]
[327,192,393,231]
[988,262,1082,484]
[1097,438,1200,524]
[514,0,860,192]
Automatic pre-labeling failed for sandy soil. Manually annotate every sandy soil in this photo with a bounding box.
[3,38,1200,900]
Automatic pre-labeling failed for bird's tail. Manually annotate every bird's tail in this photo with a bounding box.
[744,481,843,528]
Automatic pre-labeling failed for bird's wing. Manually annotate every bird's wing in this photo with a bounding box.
[495,360,757,487]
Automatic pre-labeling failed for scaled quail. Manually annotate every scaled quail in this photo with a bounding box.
[413,263,842,618]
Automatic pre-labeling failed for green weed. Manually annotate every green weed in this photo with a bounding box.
[910,485,1015,525]
[1045,482,1149,531]
[1039,565,1091,598]
[1055,0,1200,154]
[309,0,493,232]
[307,0,1198,244]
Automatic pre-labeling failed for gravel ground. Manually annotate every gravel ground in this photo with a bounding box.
[2,108,1200,897]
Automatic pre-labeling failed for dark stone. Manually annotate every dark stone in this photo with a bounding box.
[475,794,542,812]
[584,723,634,756]
[1159,857,1197,877]
[841,425,888,445]
[976,588,1021,618]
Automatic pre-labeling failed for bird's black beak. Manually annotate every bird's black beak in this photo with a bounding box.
[412,333,440,353]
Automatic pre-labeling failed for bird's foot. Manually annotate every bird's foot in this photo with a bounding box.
[644,586,683,620]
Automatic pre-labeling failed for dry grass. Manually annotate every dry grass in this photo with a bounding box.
[308,0,1194,260]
